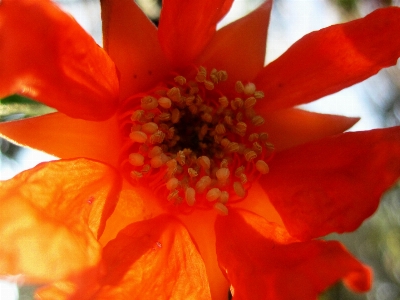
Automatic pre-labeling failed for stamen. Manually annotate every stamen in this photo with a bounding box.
[121,66,274,215]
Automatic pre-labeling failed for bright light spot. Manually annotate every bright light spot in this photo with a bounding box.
[0,280,19,300]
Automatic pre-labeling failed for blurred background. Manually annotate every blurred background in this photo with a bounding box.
[1,0,400,299]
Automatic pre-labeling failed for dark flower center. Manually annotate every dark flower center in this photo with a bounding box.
[119,66,274,215]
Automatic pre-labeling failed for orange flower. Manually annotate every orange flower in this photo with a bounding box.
[1,0,400,299]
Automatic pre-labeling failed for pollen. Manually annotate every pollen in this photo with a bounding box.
[120,66,274,215]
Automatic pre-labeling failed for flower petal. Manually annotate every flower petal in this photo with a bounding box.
[0,159,122,283]
[0,0,119,120]
[197,0,272,85]
[262,108,359,151]
[254,7,400,112]
[94,215,211,299]
[158,0,234,67]
[0,112,121,167]
[215,209,371,300]
[101,0,170,100]
[260,126,400,240]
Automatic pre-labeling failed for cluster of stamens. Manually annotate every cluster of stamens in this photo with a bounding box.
[120,67,274,215]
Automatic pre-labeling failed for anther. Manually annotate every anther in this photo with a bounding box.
[167,189,179,201]
[176,150,186,166]
[219,96,229,108]
[195,67,207,82]
[239,173,247,184]
[188,168,198,177]
[214,202,228,215]
[166,178,179,190]
[148,146,162,158]
[256,160,270,174]
[204,80,214,90]
[252,115,265,126]
[141,96,158,110]
[158,97,172,109]
[141,122,158,134]
[130,131,147,143]
[129,153,145,166]
[244,83,256,95]
[206,188,222,201]
[201,113,213,123]
[167,87,181,102]
[248,133,259,142]
[158,112,171,121]
[233,181,246,198]
[215,123,226,135]
[131,110,144,121]
[253,142,263,154]
[244,97,257,109]
[220,138,230,148]
[216,168,230,184]
[185,187,196,206]
[244,150,257,162]
[219,191,229,204]
[197,156,211,170]
[226,142,240,153]
[217,70,228,82]
[235,81,245,93]
[220,159,228,168]
[235,166,245,177]
[254,91,265,99]
[171,108,181,123]
[174,75,186,85]
[150,155,165,168]
[195,176,212,193]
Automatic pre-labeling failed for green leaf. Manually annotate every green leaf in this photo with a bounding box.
[0,94,56,122]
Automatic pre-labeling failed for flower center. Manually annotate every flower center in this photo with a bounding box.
[119,67,274,215]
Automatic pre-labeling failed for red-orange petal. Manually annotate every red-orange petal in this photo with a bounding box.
[101,0,170,100]
[93,215,211,299]
[158,0,234,68]
[215,209,372,300]
[197,0,272,86]
[261,108,359,151]
[0,158,122,284]
[0,0,119,120]
[259,126,400,240]
[254,7,400,112]
[0,112,121,167]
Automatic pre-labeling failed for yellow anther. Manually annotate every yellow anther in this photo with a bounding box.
[171,108,181,123]
[167,189,180,201]
[235,81,245,93]
[129,153,145,166]
[144,112,155,121]
[215,123,226,135]
[248,133,259,142]
[195,67,207,82]
[197,156,211,170]
[236,112,243,122]
[244,150,257,162]
[185,95,195,105]
[214,202,228,215]
[216,168,230,181]
[256,160,270,174]
[185,187,196,206]
[176,150,186,166]
[158,112,171,121]
[141,164,151,173]
[158,97,172,109]
[141,96,158,110]
[259,132,269,141]
[244,97,257,109]
[244,83,256,95]
[235,122,247,134]
[210,68,219,83]
[224,115,233,125]
[150,155,164,168]
[231,98,243,110]
[188,168,198,178]
[195,176,212,193]
[219,191,229,204]
[141,122,158,134]
[206,188,222,201]
[233,181,246,198]
[148,146,162,158]
[149,130,165,144]
[217,70,228,82]
[204,80,214,90]
[252,115,265,126]
[226,142,240,153]
[235,166,245,177]
[166,177,179,190]
[218,96,229,108]
[167,87,181,102]
[174,75,186,85]
[129,131,147,143]
[167,127,175,139]
[131,110,144,121]
[131,170,143,178]
[201,112,213,123]
[253,142,263,154]
[239,173,248,184]
[220,159,228,168]
[254,91,265,99]
[220,138,230,148]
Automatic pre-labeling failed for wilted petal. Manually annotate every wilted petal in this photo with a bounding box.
[0,159,122,283]
[0,112,121,167]
[215,209,371,300]
[260,126,400,240]
[0,0,119,120]
[255,7,400,112]
[158,0,234,67]
[101,0,170,99]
